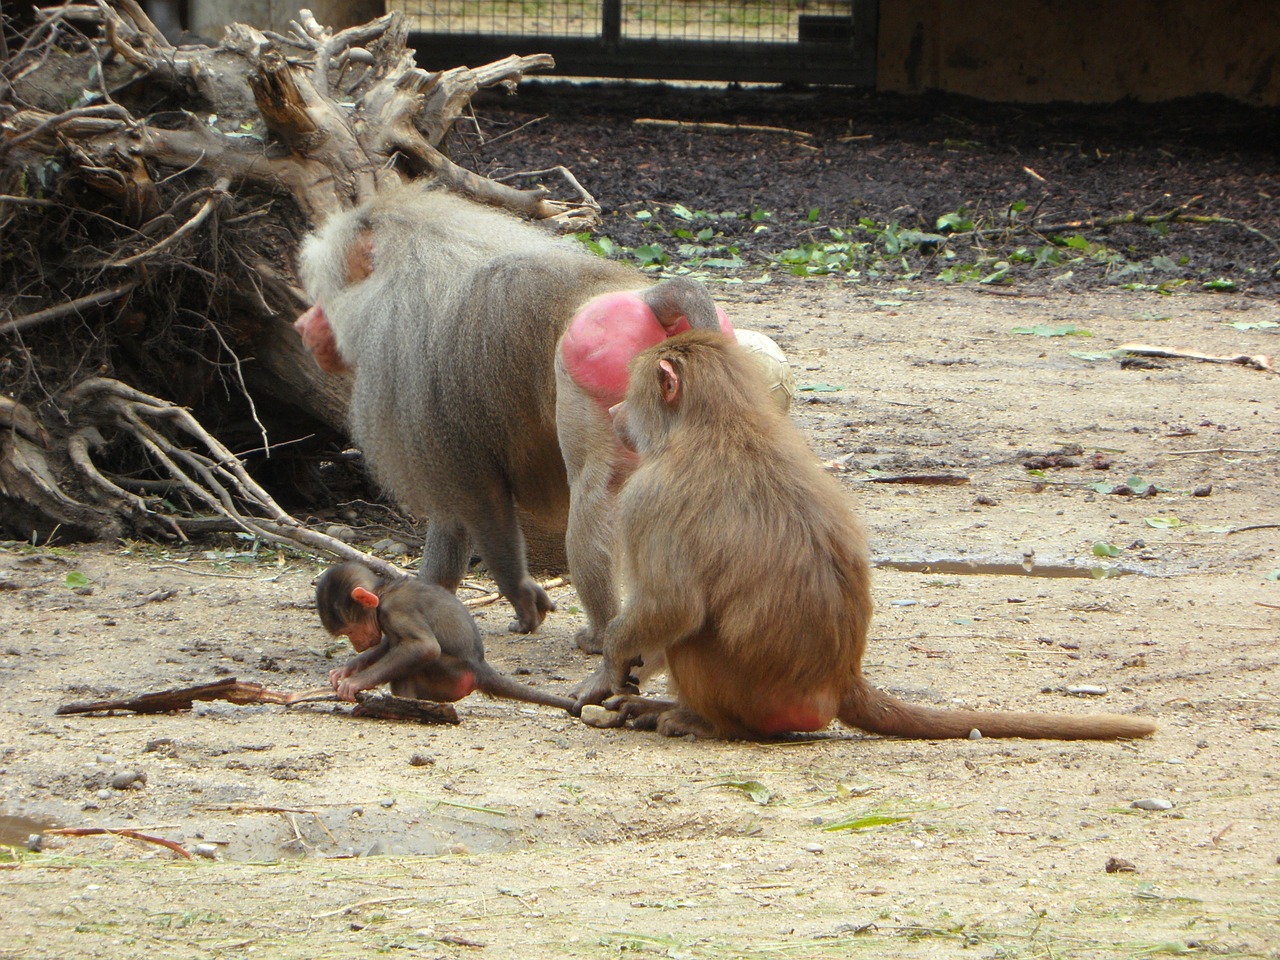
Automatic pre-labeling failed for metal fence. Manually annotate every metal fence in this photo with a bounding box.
[397,0,877,86]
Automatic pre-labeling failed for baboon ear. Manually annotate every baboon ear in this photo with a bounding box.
[657,359,681,406]
[351,586,380,609]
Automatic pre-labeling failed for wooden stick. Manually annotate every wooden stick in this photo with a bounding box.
[1117,343,1274,373]
[463,576,567,609]
[635,118,812,139]
[55,679,295,715]
[45,827,193,859]
[854,473,970,486]
[352,691,459,725]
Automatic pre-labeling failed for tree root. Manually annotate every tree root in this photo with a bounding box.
[1,378,406,580]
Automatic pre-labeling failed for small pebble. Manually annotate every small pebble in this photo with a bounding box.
[448,843,471,855]
[1192,485,1212,498]
[379,797,396,808]
[192,843,219,860]
[968,728,983,740]
[25,834,43,852]
[803,843,823,854]
[1105,856,1137,873]
[95,789,112,801]
[110,770,146,790]
[1131,798,1174,811]
[408,752,435,767]
[580,704,623,728]
[325,524,356,542]
[1066,684,1108,696]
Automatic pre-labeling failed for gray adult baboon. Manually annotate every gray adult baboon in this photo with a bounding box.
[295,185,723,638]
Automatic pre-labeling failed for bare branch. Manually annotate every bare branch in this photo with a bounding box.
[0,282,138,334]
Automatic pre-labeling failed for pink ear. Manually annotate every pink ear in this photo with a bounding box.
[658,359,680,405]
[351,586,380,609]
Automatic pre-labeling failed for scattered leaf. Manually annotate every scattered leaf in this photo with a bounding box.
[65,571,90,588]
[1265,570,1280,582]
[823,813,911,832]
[1011,324,1093,338]
[798,383,842,393]
[1202,278,1237,292]
[717,780,773,805]
[1230,320,1279,331]
[1092,542,1122,558]
[1072,349,1125,361]
[1145,516,1186,530]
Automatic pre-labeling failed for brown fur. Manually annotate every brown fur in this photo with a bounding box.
[317,562,573,712]
[574,332,1156,742]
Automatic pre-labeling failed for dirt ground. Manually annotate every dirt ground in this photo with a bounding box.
[3,279,1278,958]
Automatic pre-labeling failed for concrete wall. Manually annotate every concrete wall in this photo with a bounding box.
[878,0,1279,106]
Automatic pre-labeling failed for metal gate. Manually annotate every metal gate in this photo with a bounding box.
[397,1,877,86]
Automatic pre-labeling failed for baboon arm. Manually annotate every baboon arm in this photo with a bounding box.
[349,635,441,690]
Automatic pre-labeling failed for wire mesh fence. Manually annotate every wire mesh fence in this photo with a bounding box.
[399,0,875,85]
[393,1,856,44]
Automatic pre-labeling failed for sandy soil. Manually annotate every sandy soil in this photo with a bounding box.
[2,283,1278,959]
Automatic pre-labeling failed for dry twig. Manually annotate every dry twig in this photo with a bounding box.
[45,826,192,858]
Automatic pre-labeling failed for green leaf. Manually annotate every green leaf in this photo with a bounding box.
[573,234,617,258]
[702,255,745,270]
[717,780,773,804]
[670,203,695,221]
[1090,481,1116,494]
[1121,475,1154,496]
[798,383,842,393]
[65,571,90,588]
[1264,570,1280,582]
[935,210,974,233]
[633,244,668,266]
[979,262,1010,284]
[807,207,821,222]
[1092,542,1122,558]
[1072,349,1125,361]
[1230,320,1279,331]
[634,210,652,222]
[1145,516,1185,529]
[823,813,911,832]
[1202,278,1237,291]
[1011,324,1093,338]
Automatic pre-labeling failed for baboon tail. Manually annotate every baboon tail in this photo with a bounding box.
[839,682,1156,741]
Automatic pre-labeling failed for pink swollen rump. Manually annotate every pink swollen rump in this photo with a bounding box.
[560,290,732,406]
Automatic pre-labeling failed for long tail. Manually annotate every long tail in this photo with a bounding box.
[478,665,576,713]
[841,682,1155,741]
